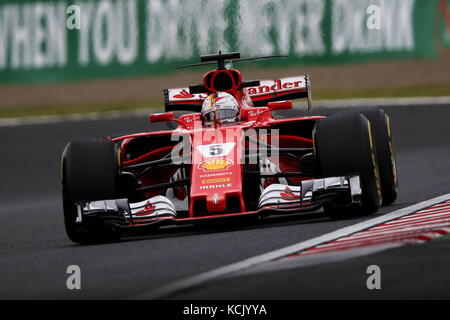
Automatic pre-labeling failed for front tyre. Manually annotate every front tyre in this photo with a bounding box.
[61,139,122,243]
[314,113,382,215]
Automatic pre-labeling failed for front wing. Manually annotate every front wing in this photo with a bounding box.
[76,175,361,229]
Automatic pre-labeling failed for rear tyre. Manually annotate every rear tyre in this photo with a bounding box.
[61,139,122,243]
[359,108,398,205]
[314,113,382,216]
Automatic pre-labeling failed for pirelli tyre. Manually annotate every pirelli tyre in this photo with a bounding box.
[61,139,122,243]
[314,113,382,215]
[358,108,398,205]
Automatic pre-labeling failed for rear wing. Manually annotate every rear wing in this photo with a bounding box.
[164,75,311,112]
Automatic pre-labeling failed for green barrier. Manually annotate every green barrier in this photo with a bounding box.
[0,0,448,85]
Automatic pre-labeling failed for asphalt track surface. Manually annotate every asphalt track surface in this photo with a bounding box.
[1,103,450,299]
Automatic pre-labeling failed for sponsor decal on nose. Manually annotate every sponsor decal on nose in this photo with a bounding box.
[201,177,231,184]
[199,159,233,171]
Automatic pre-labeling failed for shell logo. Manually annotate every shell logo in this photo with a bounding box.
[199,159,233,171]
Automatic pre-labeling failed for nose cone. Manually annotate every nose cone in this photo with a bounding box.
[189,127,245,216]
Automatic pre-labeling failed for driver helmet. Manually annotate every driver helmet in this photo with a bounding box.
[201,92,240,125]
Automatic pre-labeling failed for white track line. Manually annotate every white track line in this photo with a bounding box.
[1,96,449,127]
[0,109,152,127]
[133,193,450,299]
[134,193,450,299]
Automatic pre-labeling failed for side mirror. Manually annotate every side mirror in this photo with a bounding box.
[149,112,175,123]
[268,100,293,111]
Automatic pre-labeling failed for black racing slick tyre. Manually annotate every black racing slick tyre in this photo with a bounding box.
[359,108,398,205]
[61,139,122,243]
[314,112,382,215]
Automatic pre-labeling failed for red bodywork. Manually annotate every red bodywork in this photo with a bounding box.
[111,68,324,224]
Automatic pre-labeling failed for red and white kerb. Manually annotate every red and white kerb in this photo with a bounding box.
[288,200,450,258]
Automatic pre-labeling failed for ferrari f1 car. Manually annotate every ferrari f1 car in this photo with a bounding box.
[61,52,398,243]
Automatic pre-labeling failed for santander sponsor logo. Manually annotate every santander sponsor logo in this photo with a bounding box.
[247,78,305,96]
[173,89,195,99]
[134,201,156,216]
[170,77,305,101]
[171,89,207,101]
[280,187,301,201]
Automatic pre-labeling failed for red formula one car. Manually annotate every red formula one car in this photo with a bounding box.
[61,52,398,243]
